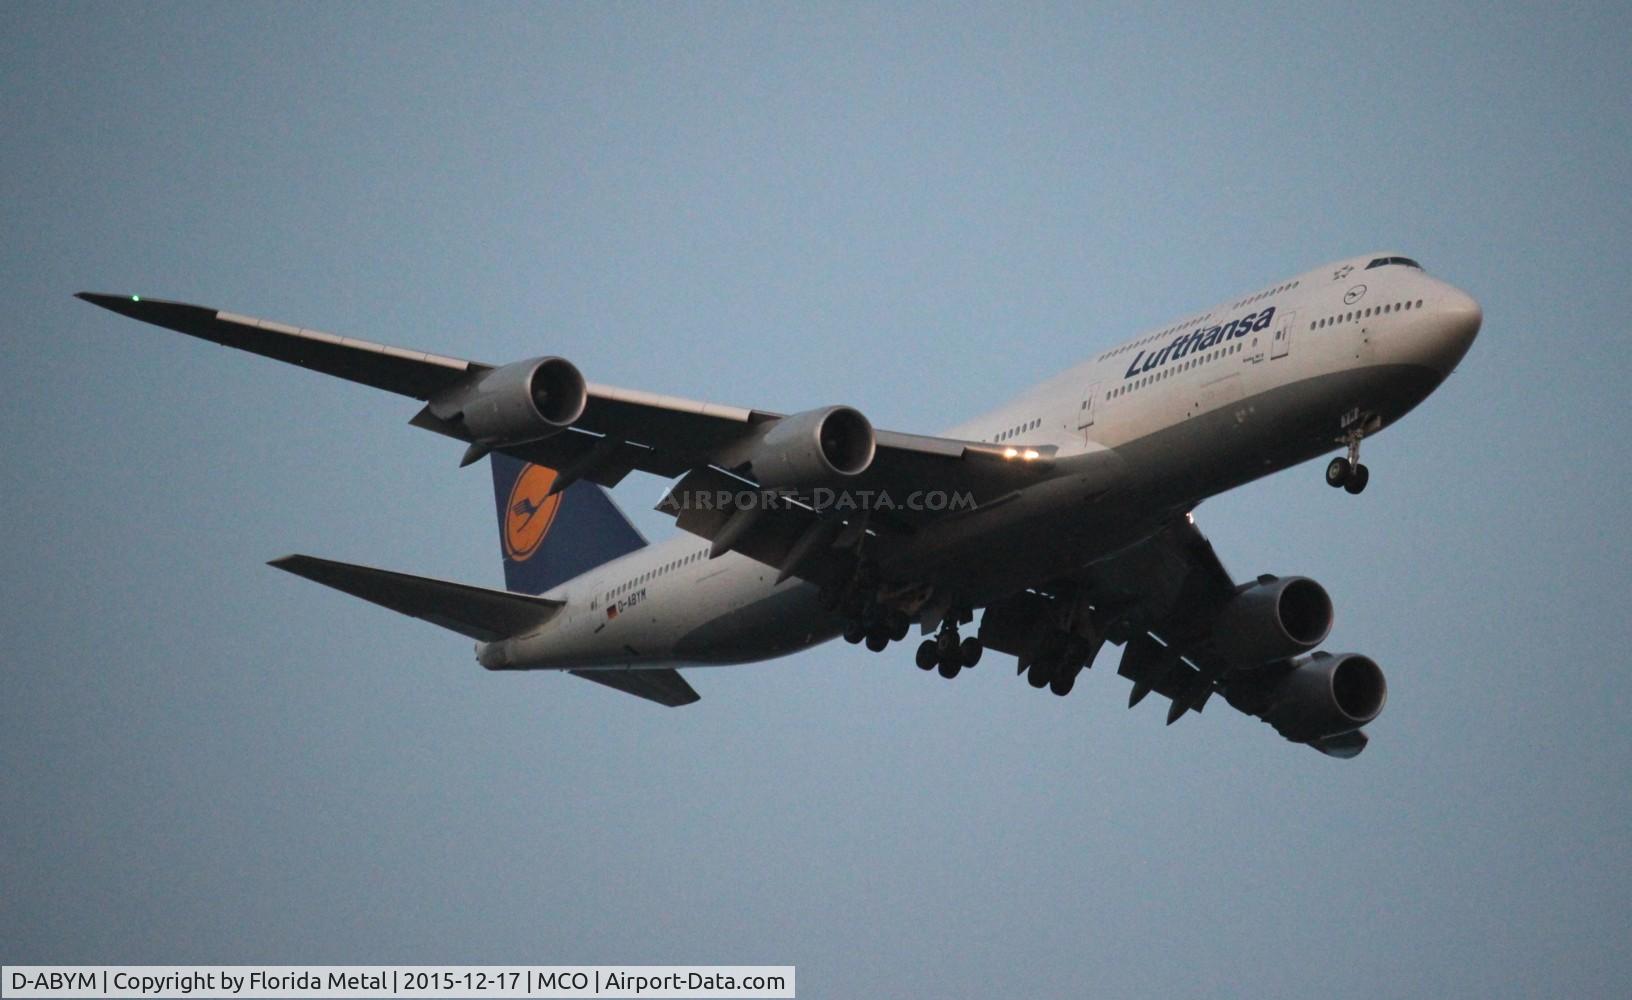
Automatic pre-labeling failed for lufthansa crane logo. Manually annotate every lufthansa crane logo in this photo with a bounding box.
[504,464,563,562]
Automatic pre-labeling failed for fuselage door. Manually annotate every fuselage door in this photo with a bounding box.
[1271,310,1296,359]
[1078,381,1102,430]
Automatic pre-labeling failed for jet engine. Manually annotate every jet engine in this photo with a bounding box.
[1213,576,1333,666]
[747,405,876,488]
[1253,652,1387,743]
[451,356,587,445]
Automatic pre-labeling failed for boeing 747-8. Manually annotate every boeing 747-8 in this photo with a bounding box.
[79,252,1479,757]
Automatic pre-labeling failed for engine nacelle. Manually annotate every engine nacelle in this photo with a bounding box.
[1258,652,1387,742]
[456,356,586,445]
[748,405,876,488]
[1213,576,1334,666]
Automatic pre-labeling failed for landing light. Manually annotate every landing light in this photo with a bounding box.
[131,295,141,302]
[1022,449,1040,461]
[1004,447,1018,458]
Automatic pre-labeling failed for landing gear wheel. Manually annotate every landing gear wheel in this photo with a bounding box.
[959,637,983,668]
[1326,456,1352,488]
[1026,660,1052,689]
[1344,463,1370,495]
[864,629,890,653]
[938,657,962,679]
[889,615,910,642]
[843,621,866,644]
[1037,631,1066,666]
[1050,670,1076,697]
[916,639,938,671]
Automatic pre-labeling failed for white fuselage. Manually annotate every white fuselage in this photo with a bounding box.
[478,253,1481,673]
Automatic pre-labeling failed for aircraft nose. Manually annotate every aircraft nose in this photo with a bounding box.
[1426,286,1481,375]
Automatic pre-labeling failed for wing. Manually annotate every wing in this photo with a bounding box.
[1088,516,1239,714]
[76,294,485,399]
[79,292,1070,514]
[1043,516,1377,757]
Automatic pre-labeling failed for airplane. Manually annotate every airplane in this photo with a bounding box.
[78,251,1480,758]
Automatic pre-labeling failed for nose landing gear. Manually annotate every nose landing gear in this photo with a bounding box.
[1326,428,1370,495]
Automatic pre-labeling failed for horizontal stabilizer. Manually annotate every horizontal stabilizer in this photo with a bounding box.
[269,554,563,641]
[570,668,701,707]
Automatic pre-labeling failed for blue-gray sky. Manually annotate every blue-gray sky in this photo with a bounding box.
[3,3,1629,997]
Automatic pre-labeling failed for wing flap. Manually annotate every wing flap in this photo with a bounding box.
[657,467,854,585]
[583,382,778,463]
[269,554,563,642]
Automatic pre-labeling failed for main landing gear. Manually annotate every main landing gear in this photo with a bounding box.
[830,562,982,679]
[1020,631,1097,696]
[833,561,910,652]
[1326,428,1370,495]
[916,614,982,679]
[842,612,910,652]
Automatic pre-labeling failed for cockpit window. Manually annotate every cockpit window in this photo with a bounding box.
[1365,256,1422,270]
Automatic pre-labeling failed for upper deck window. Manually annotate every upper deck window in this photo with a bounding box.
[1365,256,1422,270]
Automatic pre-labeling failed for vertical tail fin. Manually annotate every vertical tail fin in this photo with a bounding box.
[489,452,646,595]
